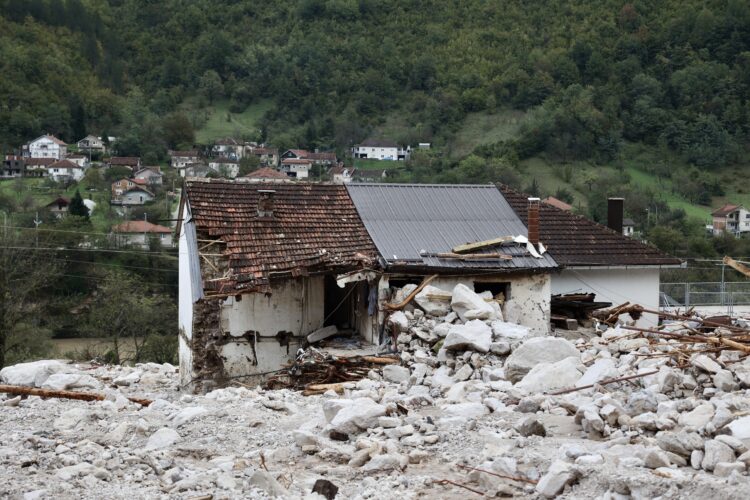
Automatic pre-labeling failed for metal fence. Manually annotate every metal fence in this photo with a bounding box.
[660,282,750,311]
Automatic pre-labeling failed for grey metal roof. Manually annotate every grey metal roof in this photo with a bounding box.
[346,183,557,271]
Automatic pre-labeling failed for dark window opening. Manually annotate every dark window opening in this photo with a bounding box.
[323,275,356,332]
[474,281,510,301]
[387,278,418,290]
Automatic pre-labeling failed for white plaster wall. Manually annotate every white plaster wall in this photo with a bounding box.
[552,268,660,327]
[178,202,195,385]
[219,276,325,376]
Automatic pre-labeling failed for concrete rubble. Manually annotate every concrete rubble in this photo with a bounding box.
[2,283,750,498]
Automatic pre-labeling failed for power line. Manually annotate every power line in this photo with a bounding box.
[50,257,178,273]
[0,245,178,258]
[5,224,173,238]
[56,273,178,288]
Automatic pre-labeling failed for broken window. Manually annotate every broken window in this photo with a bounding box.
[474,281,510,302]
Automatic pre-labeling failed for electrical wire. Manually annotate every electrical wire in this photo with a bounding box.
[50,257,178,273]
[0,245,179,258]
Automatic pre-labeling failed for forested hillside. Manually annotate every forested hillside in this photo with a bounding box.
[2,0,749,173]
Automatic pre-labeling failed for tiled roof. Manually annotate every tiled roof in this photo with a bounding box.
[307,151,337,161]
[244,167,288,179]
[251,147,277,155]
[711,204,742,217]
[124,185,154,196]
[112,220,171,234]
[49,159,82,169]
[499,185,682,267]
[215,138,240,146]
[26,158,55,166]
[281,158,312,165]
[184,179,379,295]
[170,150,199,157]
[542,196,572,211]
[107,157,140,166]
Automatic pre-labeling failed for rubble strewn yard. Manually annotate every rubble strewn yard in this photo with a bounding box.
[3,284,750,499]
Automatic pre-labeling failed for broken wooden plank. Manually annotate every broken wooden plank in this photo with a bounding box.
[303,382,347,396]
[452,236,514,254]
[360,356,400,365]
[435,252,513,261]
[0,384,152,406]
[724,255,750,278]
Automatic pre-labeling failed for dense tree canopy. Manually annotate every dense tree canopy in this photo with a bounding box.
[1,0,749,170]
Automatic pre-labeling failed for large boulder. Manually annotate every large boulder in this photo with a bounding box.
[490,320,530,340]
[575,358,619,387]
[414,285,451,316]
[515,357,584,393]
[504,337,580,383]
[0,360,72,387]
[443,320,492,353]
[328,398,387,434]
[450,284,496,321]
[41,373,101,391]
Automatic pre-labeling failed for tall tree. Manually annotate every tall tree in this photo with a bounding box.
[68,190,89,219]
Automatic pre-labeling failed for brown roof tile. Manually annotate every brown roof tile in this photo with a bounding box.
[184,179,378,295]
[107,157,140,166]
[244,167,288,179]
[711,203,742,217]
[112,220,171,234]
[499,185,682,267]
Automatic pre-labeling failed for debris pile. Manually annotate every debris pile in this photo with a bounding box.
[2,288,750,498]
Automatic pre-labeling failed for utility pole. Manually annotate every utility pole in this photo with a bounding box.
[33,212,42,248]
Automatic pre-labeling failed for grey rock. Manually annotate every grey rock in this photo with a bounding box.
[702,440,736,471]
[713,462,746,478]
[382,365,411,384]
[515,416,546,437]
[505,337,579,382]
[249,471,288,497]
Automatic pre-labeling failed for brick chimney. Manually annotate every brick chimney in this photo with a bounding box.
[607,198,624,234]
[257,190,275,217]
[527,197,540,245]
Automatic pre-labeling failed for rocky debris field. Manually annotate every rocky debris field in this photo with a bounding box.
[2,284,750,499]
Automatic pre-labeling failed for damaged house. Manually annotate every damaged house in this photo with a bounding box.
[178,179,557,391]
[500,186,683,326]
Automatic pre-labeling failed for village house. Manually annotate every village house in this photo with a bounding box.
[281,149,338,167]
[134,167,163,186]
[500,186,683,327]
[111,185,155,206]
[245,146,279,167]
[23,158,55,178]
[65,154,90,169]
[352,168,390,182]
[177,180,557,391]
[45,196,70,218]
[622,218,636,237]
[2,155,25,178]
[111,178,148,198]
[105,157,141,171]
[177,162,212,178]
[112,220,173,249]
[48,159,85,182]
[279,158,312,179]
[212,138,243,159]
[330,165,354,184]
[77,135,104,153]
[352,138,410,161]
[243,167,290,182]
[709,204,750,237]
[170,150,200,169]
[208,157,240,178]
[23,134,68,160]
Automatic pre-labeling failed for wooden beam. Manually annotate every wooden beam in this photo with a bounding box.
[452,236,514,254]
[0,384,152,406]
[436,252,513,261]
[724,255,750,278]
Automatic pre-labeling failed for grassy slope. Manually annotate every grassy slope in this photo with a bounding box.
[194,100,273,144]
[448,110,529,159]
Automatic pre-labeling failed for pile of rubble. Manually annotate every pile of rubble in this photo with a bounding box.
[2,284,750,498]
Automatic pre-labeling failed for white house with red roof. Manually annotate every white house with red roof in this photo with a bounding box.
[23,134,68,160]
[112,220,173,248]
[710,204,750,237]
